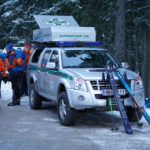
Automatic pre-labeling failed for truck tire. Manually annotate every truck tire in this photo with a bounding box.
[29,83,42,109]
[57,92,76,126]
[126,107,143,122]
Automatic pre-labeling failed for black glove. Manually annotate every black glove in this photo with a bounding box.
[2,77,7,84]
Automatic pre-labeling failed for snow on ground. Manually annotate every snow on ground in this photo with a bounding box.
[1,82,150,150]
[1,82,29,106]
[2,81,150,116]
[1,81,150,125]
[1,82,12,101]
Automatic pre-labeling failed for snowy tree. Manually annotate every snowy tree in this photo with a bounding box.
[126,0,150,96]
[0,0,116,51]
[0,0,149,95]
[115,0,127,62]
[141,0,150,96]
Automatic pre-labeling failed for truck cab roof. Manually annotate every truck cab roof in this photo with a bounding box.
[32,41,106,51]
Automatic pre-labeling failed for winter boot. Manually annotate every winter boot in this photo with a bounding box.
[8,102,18,106]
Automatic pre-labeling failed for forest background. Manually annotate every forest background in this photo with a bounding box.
[0,0,150,96]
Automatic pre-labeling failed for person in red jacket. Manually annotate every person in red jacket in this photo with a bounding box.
[0,55,6,80]
[5,43,21,106]
[23,43,32,66]
[23,43,32,95]
[0,55,6,98]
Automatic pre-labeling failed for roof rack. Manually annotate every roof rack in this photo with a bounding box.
[31,41,103,48]
[33,15,96,43]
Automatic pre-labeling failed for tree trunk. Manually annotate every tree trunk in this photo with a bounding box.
[115,0,128,62]
[142,0,150,97]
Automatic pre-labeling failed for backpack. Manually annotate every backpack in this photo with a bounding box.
[15,48,25,66]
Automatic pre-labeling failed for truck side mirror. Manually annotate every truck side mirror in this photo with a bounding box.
[46,62,56,69]
[121,62,129,69]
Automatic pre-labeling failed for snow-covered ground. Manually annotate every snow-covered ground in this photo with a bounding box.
[1,82,12,100]
[1,82,150,150]
[1,82,28,105]
[2,81,150,121]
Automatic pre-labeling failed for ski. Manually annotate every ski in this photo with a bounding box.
[106,64,133,134]
[115,69,150,125]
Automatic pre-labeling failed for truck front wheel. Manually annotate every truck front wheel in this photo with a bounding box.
[126,107,143,122]
[29,83,42,109]
[57,92,76,126]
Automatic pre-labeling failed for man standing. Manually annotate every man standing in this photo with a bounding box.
[5,43,20,106]
[23,44,32,66]
[0,53,6,98]
[15,47,26,97]
[23,43,32,95]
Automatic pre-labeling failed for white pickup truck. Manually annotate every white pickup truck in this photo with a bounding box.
[27,41,145,126]
[27,15,145,126]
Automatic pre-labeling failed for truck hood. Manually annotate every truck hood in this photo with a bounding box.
[63,68,139,80]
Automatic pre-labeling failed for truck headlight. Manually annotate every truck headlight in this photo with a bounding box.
[134,77,143,90]
[74,78,88,92]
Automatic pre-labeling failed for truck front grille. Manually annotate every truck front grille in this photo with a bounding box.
[95,94,130,99]
[90,80,131,91]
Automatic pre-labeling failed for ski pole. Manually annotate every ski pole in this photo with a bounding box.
[106,64,133,134]
[108,97,119,131]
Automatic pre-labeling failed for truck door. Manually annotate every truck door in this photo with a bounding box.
[29,48,43,94]
[44,50,59,100]
[38,50,51,94]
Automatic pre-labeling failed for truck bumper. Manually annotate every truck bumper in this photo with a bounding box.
[67,88,145,110]
[67,89,106,110]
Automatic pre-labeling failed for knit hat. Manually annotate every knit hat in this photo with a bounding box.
[5,43,13,52]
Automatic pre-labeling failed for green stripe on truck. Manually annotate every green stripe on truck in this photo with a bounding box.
[28,65,73,80]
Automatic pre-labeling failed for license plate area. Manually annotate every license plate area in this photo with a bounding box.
[102,89,126,96]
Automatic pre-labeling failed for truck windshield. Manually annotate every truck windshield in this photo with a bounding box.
[62,50,121,68]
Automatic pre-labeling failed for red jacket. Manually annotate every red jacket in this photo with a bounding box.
[0,58,6,77]
[24,48,32,66]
